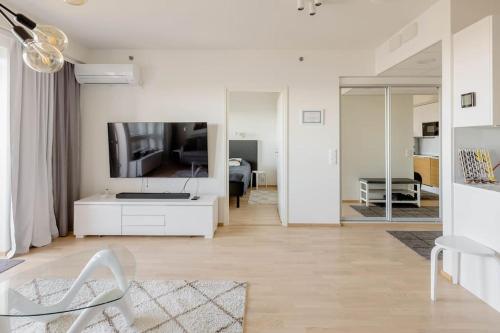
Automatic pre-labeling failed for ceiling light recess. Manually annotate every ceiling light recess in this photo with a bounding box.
[298,0,322,15]
[64,0,87,5]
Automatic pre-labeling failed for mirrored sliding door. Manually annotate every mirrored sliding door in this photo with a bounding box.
[340,87,387,220]
[390,87,440,221]
[340,85,441,222]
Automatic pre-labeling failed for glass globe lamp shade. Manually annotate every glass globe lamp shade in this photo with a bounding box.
[22,41,64,73]
[64,0,87,5]
[34,25,68,52]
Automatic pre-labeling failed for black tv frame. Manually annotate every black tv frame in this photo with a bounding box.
[107,121,209,179]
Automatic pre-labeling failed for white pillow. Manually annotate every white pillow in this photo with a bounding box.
[229,158,242,166]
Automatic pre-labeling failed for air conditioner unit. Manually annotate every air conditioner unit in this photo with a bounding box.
[74,64,141,85]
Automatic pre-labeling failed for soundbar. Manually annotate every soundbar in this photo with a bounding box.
[116,192,191,199]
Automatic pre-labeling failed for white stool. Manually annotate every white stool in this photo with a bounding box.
[430,236,496,301]
[250,170,267,189]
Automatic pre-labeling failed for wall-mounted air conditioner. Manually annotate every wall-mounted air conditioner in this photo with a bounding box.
[74,64,141,85]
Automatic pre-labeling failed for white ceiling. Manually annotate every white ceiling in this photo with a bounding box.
[380,42,442,76]
[4,0,438,50]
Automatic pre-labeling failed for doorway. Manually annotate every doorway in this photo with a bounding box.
[226,90,288,226]
[340,86,441,222]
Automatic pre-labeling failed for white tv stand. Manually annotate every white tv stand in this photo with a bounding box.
[74,194,218,239]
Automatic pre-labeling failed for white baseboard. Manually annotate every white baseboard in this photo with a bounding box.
[422,185,439,194]
[288,220,342,225]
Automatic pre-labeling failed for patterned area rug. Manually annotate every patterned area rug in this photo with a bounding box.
[0,259,24,273]
[387,231,443,260]
[11,279,247,333]
[248,190,278,205]
[350,205,439,218]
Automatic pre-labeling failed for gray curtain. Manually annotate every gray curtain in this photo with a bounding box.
[8,59,80,256]
[52,63,80,236]
[9,54,59,256]
[0,30,17,255]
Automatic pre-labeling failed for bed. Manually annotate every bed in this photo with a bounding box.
[229,140,258,208]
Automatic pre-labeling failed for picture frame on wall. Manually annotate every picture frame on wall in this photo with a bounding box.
[301,110,324,125]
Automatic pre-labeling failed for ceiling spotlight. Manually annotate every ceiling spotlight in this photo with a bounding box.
[309,1,316,15]
[64,0,87,5]
[298,0,321,16]
[297,0,305,11]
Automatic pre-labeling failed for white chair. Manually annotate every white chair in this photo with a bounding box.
[430,235,496,301]
[250,170,267,189]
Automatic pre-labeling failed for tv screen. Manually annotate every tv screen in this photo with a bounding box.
[107,122,208,178]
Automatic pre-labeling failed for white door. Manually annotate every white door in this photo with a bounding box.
[276,91,288,225]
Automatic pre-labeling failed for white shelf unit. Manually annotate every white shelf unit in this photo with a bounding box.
[359,181,421,207]
[453,15,500,127]
[74,195,218,239]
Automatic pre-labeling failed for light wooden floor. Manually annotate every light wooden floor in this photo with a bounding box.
[229,186,281,226]
[5,223,500,332]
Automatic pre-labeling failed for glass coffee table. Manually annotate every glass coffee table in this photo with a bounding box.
[0,246,135,332]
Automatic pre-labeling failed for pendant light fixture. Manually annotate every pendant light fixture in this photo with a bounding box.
[308,1,316,16]
[0,3,66,73]
[297,0,305,11]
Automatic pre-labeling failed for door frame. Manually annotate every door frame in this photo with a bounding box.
[339,77,442,223]
[224,87,289,226]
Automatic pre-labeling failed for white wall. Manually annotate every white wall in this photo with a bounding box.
[341,94,414,200]
[452,0,500,33]
[276,92,286,223]
[81,49,373,224]
[374,0,451,74]
[375,0,500,312]
[341,94,384,200]
[228,91,279,185]
[418,137,440,156]
[453,183,500,311]
[450,1,500,313]
[375,0,455,274]
[391,95,417,180]
[413,102,439,137]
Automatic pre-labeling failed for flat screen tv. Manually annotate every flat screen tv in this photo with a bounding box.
[107,122,208,178]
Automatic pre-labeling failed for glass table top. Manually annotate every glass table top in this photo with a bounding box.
[0,246,135,318]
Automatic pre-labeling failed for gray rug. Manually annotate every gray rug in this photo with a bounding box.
[350,205,439,218]
[387,231,443,260]
[248,190,278,205]
[421,190,439,200]
[0,259,24,273]
[12,279,247,333]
